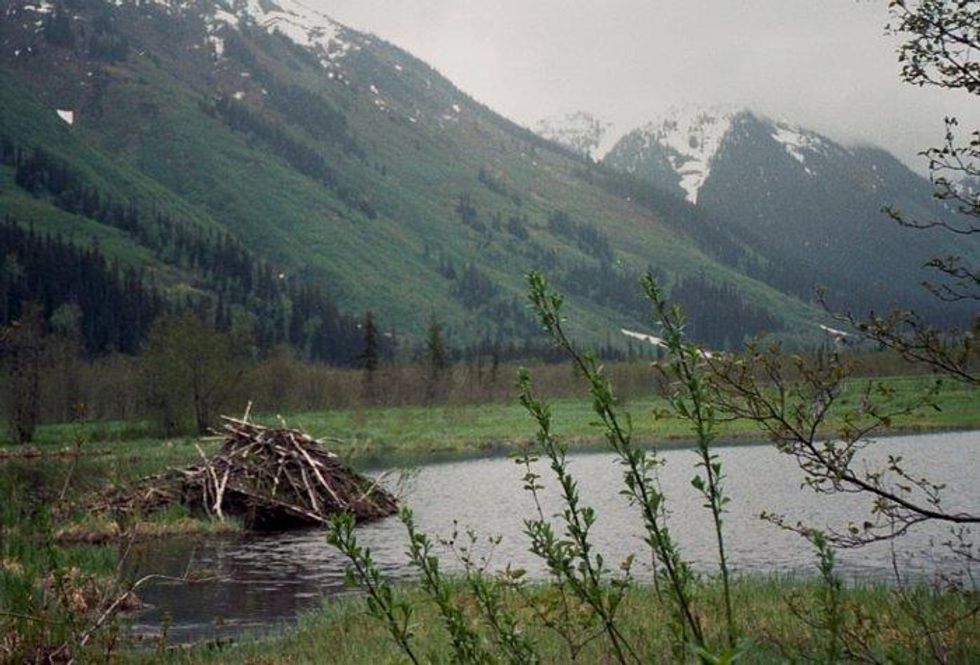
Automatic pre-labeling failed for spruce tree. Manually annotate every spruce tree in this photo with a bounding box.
[424,316,449,403]
[361,310,380,372]
[1,304,46,444]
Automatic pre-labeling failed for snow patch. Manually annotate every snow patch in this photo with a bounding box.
[202,0,356,68]
[637,106,736,204]
[621,328,666,348]
[56,109,74,126]
[242,0,354,65]
[23,1,52,13]
[213,8,237,24]
[817,323,850,339]
[208,34,224,57]
[621,327,715,358]
[771,123,827,175]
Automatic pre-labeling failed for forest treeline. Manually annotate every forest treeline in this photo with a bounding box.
[0,132,375,362]
[0,304,659,442]
[0,133,819,442]
[0,214,368,361]
[0,293,936,446]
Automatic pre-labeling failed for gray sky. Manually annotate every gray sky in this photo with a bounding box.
[314,0,978,170]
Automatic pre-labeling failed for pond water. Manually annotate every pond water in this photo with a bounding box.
[127,430,979,644]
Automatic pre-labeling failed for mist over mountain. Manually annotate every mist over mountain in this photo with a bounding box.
[603,107,975,321]
[533,111,613,161]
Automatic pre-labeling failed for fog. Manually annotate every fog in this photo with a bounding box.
[314,0,978,170]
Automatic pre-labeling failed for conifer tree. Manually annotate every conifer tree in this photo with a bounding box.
[1,304,46,443]
[424,315,449,403]
[361,310,380,373]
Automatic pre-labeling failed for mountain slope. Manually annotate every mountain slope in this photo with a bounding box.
[605,108,976,322]
[0,0,828,351]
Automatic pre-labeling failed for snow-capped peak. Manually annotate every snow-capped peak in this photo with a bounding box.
[636,105,738,204]
[607,106,853,202]
[96,0,357,66]
[206,0,356,66]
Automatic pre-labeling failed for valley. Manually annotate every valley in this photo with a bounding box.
[0,1,977,662]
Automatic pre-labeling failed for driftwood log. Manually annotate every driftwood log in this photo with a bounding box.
[91,417,397,530]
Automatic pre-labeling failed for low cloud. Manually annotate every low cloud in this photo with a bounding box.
[317,0,979,170]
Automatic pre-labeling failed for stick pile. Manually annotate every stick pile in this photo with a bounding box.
[179,417,397,529]
[88,417,397,531]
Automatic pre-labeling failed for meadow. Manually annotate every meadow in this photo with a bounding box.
[7,372,978,471]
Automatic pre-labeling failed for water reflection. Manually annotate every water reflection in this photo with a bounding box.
[129,430,979,643]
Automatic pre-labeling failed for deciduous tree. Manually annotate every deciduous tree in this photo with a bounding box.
[141,314,243,435]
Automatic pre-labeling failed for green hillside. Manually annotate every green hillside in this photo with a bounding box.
[0,0,824,352]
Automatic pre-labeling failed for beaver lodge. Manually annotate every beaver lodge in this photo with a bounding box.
[97,417,397,530]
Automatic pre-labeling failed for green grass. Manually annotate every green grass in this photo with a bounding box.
[126,577,980,664]
[0,373,973,548]
[4,374,978,471]
[279,373,978,465]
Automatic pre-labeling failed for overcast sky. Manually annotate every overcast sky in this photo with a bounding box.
[313,0,978,170]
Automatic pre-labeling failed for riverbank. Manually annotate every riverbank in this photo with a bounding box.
[126,576,979,663]
[5,374,979,469]
[0,371,973,550]
[0,373,975,543]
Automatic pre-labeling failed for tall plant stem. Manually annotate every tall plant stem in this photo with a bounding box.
[645,275,736,646]
[527,272,704,647]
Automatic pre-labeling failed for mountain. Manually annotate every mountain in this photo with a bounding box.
[604,107,976,321]
[0,0,846,357]
[604,106,736,204]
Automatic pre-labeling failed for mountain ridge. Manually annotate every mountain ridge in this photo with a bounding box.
[2,0,934,356]
[603,105,975,321]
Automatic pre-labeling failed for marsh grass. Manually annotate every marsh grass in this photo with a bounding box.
[135,578,980,664]
[3,373,974,470]
[0,469,126,661]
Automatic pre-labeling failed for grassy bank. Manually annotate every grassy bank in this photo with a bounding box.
[0,373,973,543]
[4,374,979,470]
[282,373,980,465]
[128,577,980,664]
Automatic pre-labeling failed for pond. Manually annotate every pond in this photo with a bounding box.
[127,430,979,644]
